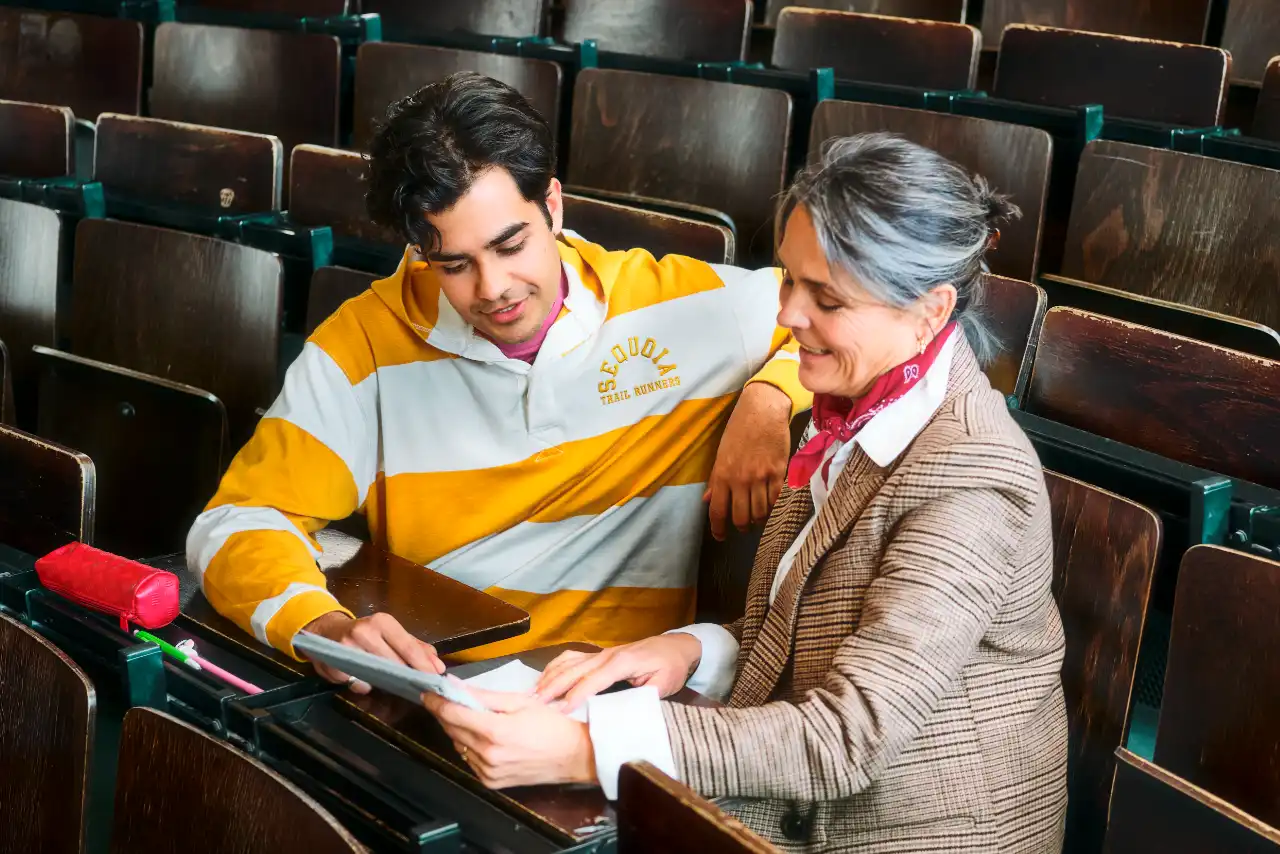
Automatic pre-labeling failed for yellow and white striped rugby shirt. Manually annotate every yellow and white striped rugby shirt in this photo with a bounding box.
[186,232,810,661]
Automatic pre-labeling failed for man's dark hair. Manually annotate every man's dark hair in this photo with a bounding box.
[365,71,556,252]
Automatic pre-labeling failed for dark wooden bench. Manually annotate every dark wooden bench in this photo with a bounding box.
[1220,0,1280,86]
[0,423,94,556]
[994,24,1228,127]
[764,0,965,27]
[305,266,377,336]
[95,113,283,214]
[0,99,74,179]
[1105,750,1280,853]
[773,8,979,90]
[558,0,750,62]
[809,100,1050,280]
[0,8,143,120]
[150,23,341,162]
[568,68,791,266]
[353,42,562,151]
[984,274,1047,399]
[0,612,96,854]
[111,707,364,852]
[981,0,1212,47]
[1062,140,1280,332]
[1045,470,1160,854]
[0,197,66,424]
[1154,545,1280,828]
[180,0,348,16]
[617,762,777,853]
[563,193,735,265]
[290,144,402,247]
[1027,307,1280,489]
[361,0,546,41]
[1255,58,1280,143]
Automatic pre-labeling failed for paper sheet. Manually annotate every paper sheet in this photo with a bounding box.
[462,660,587,722]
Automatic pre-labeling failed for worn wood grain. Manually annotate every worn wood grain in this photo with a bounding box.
[1062,140,1280,331]
[34,347,227,559]
[95,113,282,214]
[809,100,1050,279]
[981,0,1212,46]
[70,218,281,444]
[618,762,778,853]
[0,99,74,178]
[306,266,377,336]
[764,0,965,27]
[1155,545,1280,828]
[774,9,979,89]
[182,0,349,16]
[0,8,143,119]
[983,274,1046,398]
[353,42,562,151]
[0,423,94,557]
[1045,470,1159,854]
[563,193,735,264]
[1220,0,1280,86]
[0,612,95,854]
[1255,58,1280,143]
[110,707,363,853]
[150,23,341,162]
[289,144,402,246]
[1106,750,1280,853]
[0,197,64,422]
[1027,308,1280,488]
[994,25,1228,127]
[568,68,791,266]
[558,0,750,62]
[362,0,546,40]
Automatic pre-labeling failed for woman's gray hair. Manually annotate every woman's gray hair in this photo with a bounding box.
[779,132,1020,365]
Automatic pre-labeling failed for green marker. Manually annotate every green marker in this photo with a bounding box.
[135,630,202,670]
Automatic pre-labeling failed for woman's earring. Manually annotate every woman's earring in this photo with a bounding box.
[917,334,927,356]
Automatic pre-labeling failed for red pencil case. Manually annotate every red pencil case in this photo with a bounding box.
[35,542,179,632]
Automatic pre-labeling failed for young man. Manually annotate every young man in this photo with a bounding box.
[186,72,809,683]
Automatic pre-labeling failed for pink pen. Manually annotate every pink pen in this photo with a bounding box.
[186,652,264,695]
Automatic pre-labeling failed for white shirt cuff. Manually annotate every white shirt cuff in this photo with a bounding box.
[587,686,677,800]
[664,623,739,702]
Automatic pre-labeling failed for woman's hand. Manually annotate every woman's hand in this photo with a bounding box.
[534,634,703,710]
[422,685,596,789]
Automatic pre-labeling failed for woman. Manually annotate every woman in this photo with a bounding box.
[422,134,1069,853]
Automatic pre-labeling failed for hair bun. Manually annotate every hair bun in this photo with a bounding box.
[972,174,1021,227]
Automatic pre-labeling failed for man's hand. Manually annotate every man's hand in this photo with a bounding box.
[705,382,793,541]
[533,633,703,711]
[300,611,444,692]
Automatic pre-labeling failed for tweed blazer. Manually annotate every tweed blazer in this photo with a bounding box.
[662,337,1068,853]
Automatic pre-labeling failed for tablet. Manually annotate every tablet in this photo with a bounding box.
[293,631,486,711]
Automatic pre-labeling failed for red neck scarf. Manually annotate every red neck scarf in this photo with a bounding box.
[787,322,957,489]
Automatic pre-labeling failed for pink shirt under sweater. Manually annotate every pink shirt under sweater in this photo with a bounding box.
[488,272,568,364]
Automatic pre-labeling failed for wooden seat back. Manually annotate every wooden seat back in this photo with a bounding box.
[1045,470,1160,854]
[290,144,401,246]
[181,0,348,16]
[558,0,750,62]
[1105,750,1280,854]
[1255,58,1280,143]
[981,0,1212,47]
[0,612,96,854]
[568,68,791,266]
[563,194,735,265]
[1155,545,1280,828]
[353,42,562,151]
[1027,308,1280,489]
[95,113,283,214]
[69,218,281,443]
[0,8,143,120]
[0,99,74,179]
[306,267,377,336]
[1062,140,1280,333]
[0,423,94,556]
[983,274,1047,398]
[110,707,364,853]
[773,9,979,90]
[617,762,778,853]
[764,0,965,26]
[150,23,341,160]
[34,347,227,558]
[0,197,65,421]
[361,0,546,40]
[994,25,1228,127]
[809,100,1051,279]
[1220,0,1280,86]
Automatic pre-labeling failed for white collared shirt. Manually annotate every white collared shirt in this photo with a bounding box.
[584,332,958,799]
